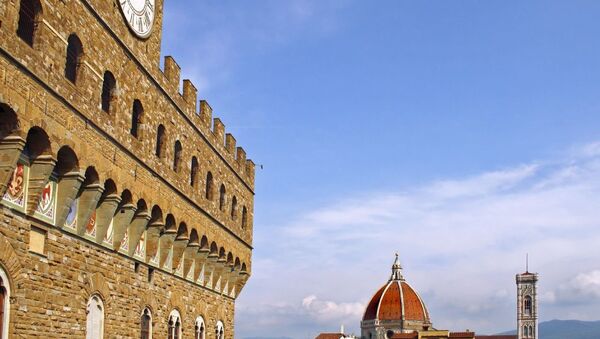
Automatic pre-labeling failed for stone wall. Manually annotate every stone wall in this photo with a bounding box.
[0,0,255,337]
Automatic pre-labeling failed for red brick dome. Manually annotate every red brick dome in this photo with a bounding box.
[362,255,431,323]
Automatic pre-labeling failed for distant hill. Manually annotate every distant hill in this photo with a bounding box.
[498,319,600,339]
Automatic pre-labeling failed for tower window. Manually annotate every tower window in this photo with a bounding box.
[219,184,226,211]
[195,317,205,339]
[17,0,42,46]
[241,206,248,229]
[140,308,152,339]
[205,172,213,200]
[86,295,104,339]
[101,71,116,113]
[524,295,532,315]
[190,156,199,186]
[155,125,165,158]
[65,34,83,83]
[130,100,143,138]
[167,310,181,339]
[231,196,237,220]
[173,140,182,172]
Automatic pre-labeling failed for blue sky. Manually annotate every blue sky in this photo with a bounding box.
[161,1,600,337]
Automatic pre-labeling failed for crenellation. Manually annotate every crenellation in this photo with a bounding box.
[225,133,236,155]
[212,118,226,148]
[236,147,247,170]
[162,56,181,93]
[200,99,213,129]
[182,79,198,112]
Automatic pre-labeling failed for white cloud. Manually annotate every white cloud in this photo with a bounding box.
[237,142,600,338]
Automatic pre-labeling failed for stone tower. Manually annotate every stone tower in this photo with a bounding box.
[516,269,539,339]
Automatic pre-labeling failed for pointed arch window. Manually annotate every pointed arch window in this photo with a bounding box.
[0,268,10,339]
[205,172,213,200]
[167,310,181,339]
[241,206,248,229]
[231,196,238,220]
[219,184,226,211]
[524,295,532,315]
[141,308,152,339]
[156,125,166,158]
[173,140,182,172]
[65,34,83,83]
[17,0,42,46]
[101,71,116,113]
[194,317,205,339]
[215,321,224,339]
[130,100,143,138]
[190,156,199,186]
[86,295,104,339]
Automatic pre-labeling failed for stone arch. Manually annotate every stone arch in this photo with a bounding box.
[165,214,176,232]
[0,235,25,287]
[234,257,241,271]
[218,247,226,260]
[83,166,100,185]
[209,242,218,256]
[200,236,209,250]
[83,272,110,303]
[176,222,189,241]
[189,229,200,246]
[241,263,247,273]
[54,145,79,176]
[24,126,52,159]
[0,103,20,140]
[226,252,234,266]
[150,205,163,224]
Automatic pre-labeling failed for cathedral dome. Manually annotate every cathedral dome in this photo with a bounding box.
[362,255,431,326]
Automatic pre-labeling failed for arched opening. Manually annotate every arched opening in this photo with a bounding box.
[0,267,10,339]
[86,295,104,339]
[205,172,213,200]
[190,156,198,187]
[165,214,176,232]
[227,252,233,266]
[65,34,83,83]
[195,316,205,339]
[241,206,248,229]
[155,125,165,158]
[150,205,163,225]
[189,229,199,246]
[386,330,394,339]
[0,104,20,140]
[524,295,532,315]
[176,222,188,240]
[140,307,152,339]
[24,127,51,159]
[54,146,79,176]
[82,167,99,186]
[209,242,218,257]
[167,310,181,339]
[215,321,224,339]
[100,71,116,114]
[230,196,237,220]
[200,236,209,250]
[219,184,226,211]
[130,100,143,138]
[524,325,529,337]
[17,0,42,46]
[173,140,182,172]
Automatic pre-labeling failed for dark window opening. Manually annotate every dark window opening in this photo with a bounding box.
[17,0,41,46]
[65,34,83,83]
[155,125,165,157]
[173,140,182,172]
[101,71,116,113]
[190,157,199,186]
[241,206,248,229]
[140,309,151,339]
[205,172,213,200]
[231,196,237,220]
[219,184,226,211]
[130,100,143,138]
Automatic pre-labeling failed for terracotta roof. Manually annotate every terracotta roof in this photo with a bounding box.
[362,280,430,322]
[315,333,344,339]
[475,336,517,339]
[449,332,476,338]
[390,333,418,339]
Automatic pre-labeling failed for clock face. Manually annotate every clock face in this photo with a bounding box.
[119,0,155,39]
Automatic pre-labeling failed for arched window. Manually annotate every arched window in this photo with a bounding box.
[524,295,532,315]
[167,310,181,339]
[219,184,226,211]
[215,321,224,339]
[141,308,152,339]
[0,267,10,339]
[155,125,165,158]
[101,71,116,113]
[194,317,205,339]
[205,172,213,200]
[173,141,182,172]
[65,34,83,83]
[241,206,248,229]
[190,156,199,187]
[524,325,529,337]
[130,100,143,138]
[17,0,41,46]
[86,295,104,339]
[529,325,534,337]
[231,196,237,220]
